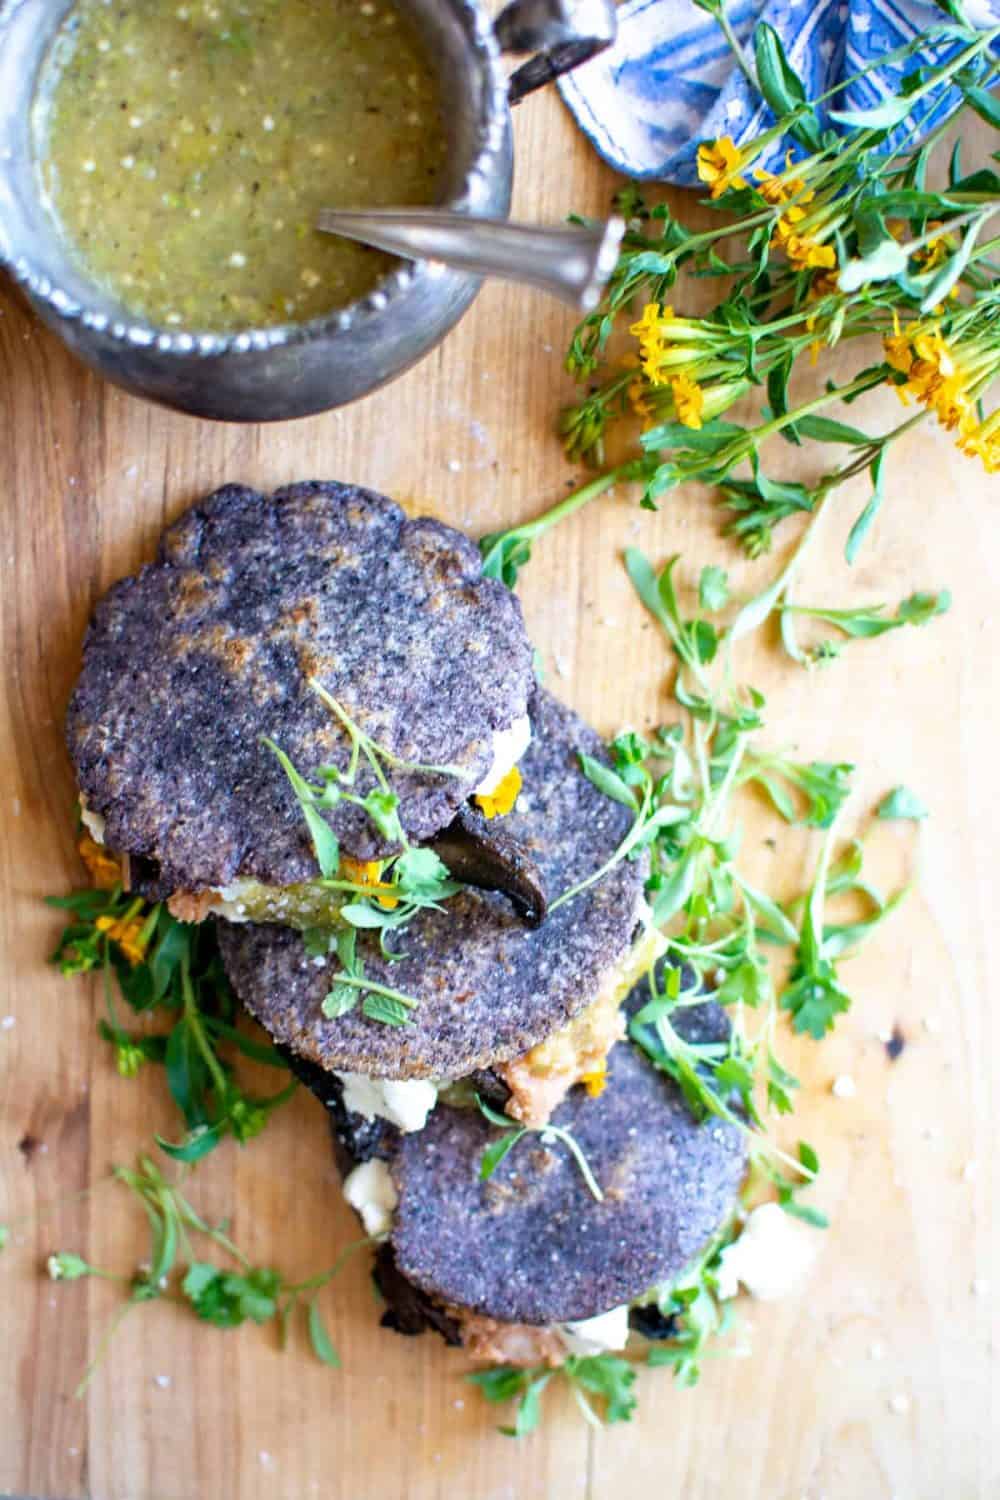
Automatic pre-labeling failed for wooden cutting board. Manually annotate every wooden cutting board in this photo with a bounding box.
[0,82,995,1500]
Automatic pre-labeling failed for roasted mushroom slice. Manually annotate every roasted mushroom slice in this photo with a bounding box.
[429,804,547,925]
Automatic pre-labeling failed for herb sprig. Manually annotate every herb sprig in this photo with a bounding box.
[39,1155,364,1394]
[266,682,467,1023]
[48,887,296,1161]
[476,1098,605,1203]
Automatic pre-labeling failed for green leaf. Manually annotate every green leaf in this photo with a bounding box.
[0,1226,8,1253]
[641,419,744,454]
[361,992,414,1027]
[747,758,853,829]
[301,805,340,878]
[698,566,729,613]
[688,619,719,665]
[578,753,637,810]
[302,927,334,959]
[307,1298,341,1368]
[778,1193,829,1229]
[467,1365,534,1404]
[876,785,929,821]
[714,959,766,1009]
[919,213,987,312]
[392,847,453,901]
[204,1019,290,1069]
[845,451,886,564]
[734,876,800,944]
[651,845,697,925]
[786,589,950,639]
[830,94,916,131]
[566,1354,638,1424]
[793,415,872,445]
[822,883,910,958]
[837,238,909,293]
[507,1374,551,1438]
[263,737,340,876]
[479,530,533,588]
[897,589,951,625]
[155,1123,226,1163]
[753,23,822,151]
[165,1019,211,1130]
[480,1129,526,1181]
[322,984,359,1019]
[962,85,1000,132]
[183,1264,282,1327]
[624,547,668,623]
[360,790,403,845]
[149,917,190,1001]
[798,1140,820,1174]
[780,959,851,1039]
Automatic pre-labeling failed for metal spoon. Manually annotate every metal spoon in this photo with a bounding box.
[316,208,624,310]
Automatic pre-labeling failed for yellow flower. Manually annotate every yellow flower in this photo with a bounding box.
[883,312,913,376]
[697,136,747,198]
[959,408,1000,472]
[631,302,663,342]
[915,222,953,272]
[883,316,980,440]
[779,228,837,271]
[753,160,813,207]
[670,370,705,429]
[804,272,840,364]
[770,205,836,271]
[475,765,522,820]
[338,855,398,909]
[95,914,148,967]
[580,1062,607,1098]
[630,302,670,382]
[78,833,121,891]
[628,379,655,424]
[809,268,840,300]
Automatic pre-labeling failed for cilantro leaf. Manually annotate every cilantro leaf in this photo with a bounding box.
[182,1264,282,1327]
[780,958,851,1039]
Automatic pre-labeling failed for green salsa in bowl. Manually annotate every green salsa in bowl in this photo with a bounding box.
[33,0,451,332]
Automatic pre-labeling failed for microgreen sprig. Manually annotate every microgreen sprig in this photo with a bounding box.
[265,679,466,879]
[476,1098,605,1203]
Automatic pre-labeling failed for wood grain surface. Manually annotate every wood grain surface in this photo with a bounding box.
[1,81,996,1500]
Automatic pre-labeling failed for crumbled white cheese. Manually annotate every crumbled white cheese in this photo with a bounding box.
[831,1073,857,1099]
[473,715,532,797]
[716,1203,819,1302]
[79,800,106,844]
[557,1304,631,1356]
[343,1159,397,1237]
[339,1072,439,1133]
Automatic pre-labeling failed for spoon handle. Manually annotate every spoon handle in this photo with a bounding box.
[315,210,624,310]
